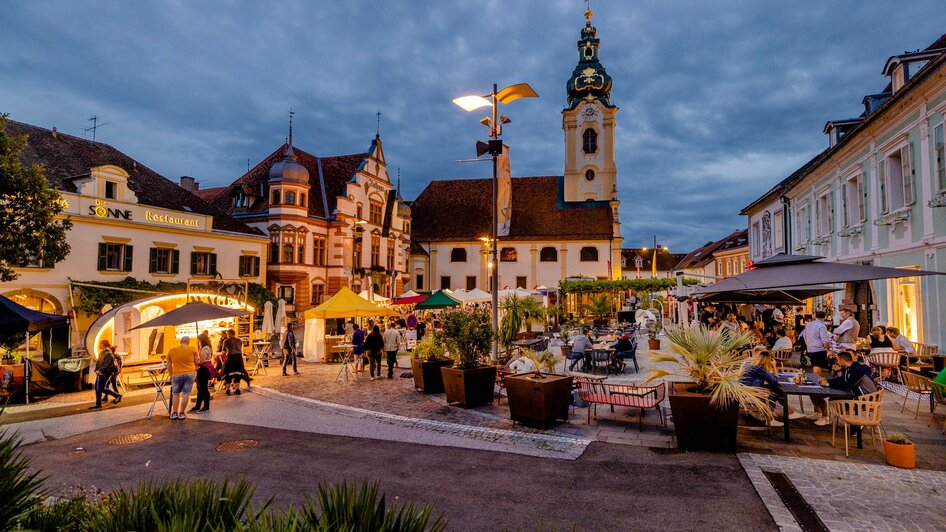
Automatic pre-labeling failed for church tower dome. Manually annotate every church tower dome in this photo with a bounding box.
[565,7,614,110]
[269,114,309,184]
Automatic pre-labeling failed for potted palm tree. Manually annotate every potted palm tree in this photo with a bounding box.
[440,308,496,407]
[644,318,662,350]
[646,325,771,452]
[499,295,546,354]
[410,335,452,394]
[504,349,572,428]
[579,294,613,326]
[883,432,915,469]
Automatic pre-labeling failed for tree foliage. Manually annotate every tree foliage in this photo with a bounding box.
[70,277,277,315]
[441,308,493,369]
[0,115,72,281]
[558,277,699,295]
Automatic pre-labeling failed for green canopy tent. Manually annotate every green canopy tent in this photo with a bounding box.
[414,290,461,310]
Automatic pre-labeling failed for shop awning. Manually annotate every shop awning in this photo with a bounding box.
[0,294,69,333]
[414,290,461,310]
[304,287,398,320]
[131,301,249,330]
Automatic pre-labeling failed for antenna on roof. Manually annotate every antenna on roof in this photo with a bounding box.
[376,111,381,137]
[396,167,400,194]
[84,115,110,144]
[247,158,250,173]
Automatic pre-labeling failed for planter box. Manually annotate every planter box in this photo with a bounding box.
[647,339,661,350]
[883,441,916,469]
[411,358,453,393]
[441,365,496,407]
[668,382,739,452]
[505,373,573,428]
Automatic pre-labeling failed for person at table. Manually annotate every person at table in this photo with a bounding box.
[887,327,915,356]
[282,323,299,376]
[383,322,403,379]
[89,339,122,409]
[221,329,251,395]
[801,312,832,376]
[833,309,860,351]
[771,329,793,352]
[719,313,740,337]
[868,325,893,350]
[739,350,805,427]
[190,333,215,413]
[351,323,366,373]
[364,325,385,381]
[568,329,594,372]
[167,336,200,420]
[808,351,876,426]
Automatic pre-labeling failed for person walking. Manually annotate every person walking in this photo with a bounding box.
[282,324,299,376]
[364,325,385,380]
[221,329,251,395]
[89,339,122,409]
[190,333,215,413]
[351,323,366,373]
[166,336,200,420]
[383,322,402,379]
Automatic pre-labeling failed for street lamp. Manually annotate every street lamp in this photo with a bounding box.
[454,83,538,360]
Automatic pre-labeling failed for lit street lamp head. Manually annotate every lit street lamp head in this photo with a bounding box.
[452,95,492,112]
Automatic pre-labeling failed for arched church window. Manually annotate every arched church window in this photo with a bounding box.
[579,246,599,262]
[450,248,467,262]
[582,128,597,154]
[540,247,558,262]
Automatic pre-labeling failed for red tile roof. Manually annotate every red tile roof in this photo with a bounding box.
[674,229,748,270]
[5,119,261,236]
[410,176,614,242]
[621,248,688,271]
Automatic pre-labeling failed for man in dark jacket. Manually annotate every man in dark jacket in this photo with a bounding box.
[364,325,385,380]
[809,351,876,426]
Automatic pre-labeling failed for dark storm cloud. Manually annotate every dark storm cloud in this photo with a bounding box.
[1,0,942,251]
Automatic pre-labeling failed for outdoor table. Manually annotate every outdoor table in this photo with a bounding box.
[513,338,546,351]
[774,372,856,445]
[145,363,169,419]
[334,344,356,384]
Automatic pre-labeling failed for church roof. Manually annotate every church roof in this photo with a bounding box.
[4,119,261,236]
[410,176,613,242]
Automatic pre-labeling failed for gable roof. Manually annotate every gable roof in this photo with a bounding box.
[675,229,748,270]
[410,176,614,242]
[5,119,261,236]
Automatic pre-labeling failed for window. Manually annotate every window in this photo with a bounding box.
[884,145,914,211]
[815,192,831,237]
[353,239,362,268]
[234,191,248,208]
[795,203,810,242]
[370,237,380,267]
[238,255,260,277]
[271,189,280,205]
[740,257,747,273]
[190,251,217,276]
[440,276,451,290]
[540,247,558,262]
[843,173,866,226]
[300,193,306,207]
[285,191,296,205]
[582,128,597,153]
[105,181,117,199]
[313,236,326,266]
[584,169,595,181]
[297,243,305,264]
[466,276,477,290]
[415,274,424,290]
[516,276,527,289]
[935,123,945,192]
[403,221,411,234]
[878,157,888,214]
[279,244,292,264]
[277,285,294,304]
[387,240,395,271]
[310,283,325,305]
[98,243,133,272]
[751,222,761,255]
[356,205,363,221]
[450,248,467,262]
[149,248,180,274]
[579,246,599,262]
[773,211,783,249]
[369,202,383,225]
[269,242,279,264]
[500,247,517,262]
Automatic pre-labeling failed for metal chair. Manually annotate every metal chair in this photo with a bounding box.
[590,349,611,374]
[829,390,884,457]
[929,380,946,433]
[901,371,933,419]
[867,351,902,384]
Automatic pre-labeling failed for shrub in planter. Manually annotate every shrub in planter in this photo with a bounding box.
[410,336,452,393]
[505,349,571,428]
[646,325,771,452]
[644,318,662,350]
[499,294,545,352]
[440,308,496,407]
[0,427,45,530]
[883,432,916,469]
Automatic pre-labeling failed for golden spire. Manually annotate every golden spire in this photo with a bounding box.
[584,0,592,25]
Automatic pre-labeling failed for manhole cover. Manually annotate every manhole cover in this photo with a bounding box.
[108,433,153,445]
[216,439,259,452]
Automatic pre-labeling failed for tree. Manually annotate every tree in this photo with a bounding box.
[0,115,71,281]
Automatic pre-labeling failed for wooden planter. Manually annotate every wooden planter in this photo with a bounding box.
[410,358,453,393]
[883,440,916,469]
[668,382,739,452]
[505,373,573,429]
[647,338,661,350]
[441,365,496,407]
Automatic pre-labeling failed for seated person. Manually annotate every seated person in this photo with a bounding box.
[887,326,916,367]
[739,350,804,427]
[869,325,893,350]
[771,329,793,352]
[611,334,636,356]
[809,351,875,426]
[568,329,594,372]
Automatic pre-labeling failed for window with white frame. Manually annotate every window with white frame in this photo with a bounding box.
[795,202,810,242]
[878,156,888,214]
[883,144,914,211]
[815,192,832,237]
[842,173,866,227]
[751,222,760,256]
[935,123,946,192]
[773,211,783,249]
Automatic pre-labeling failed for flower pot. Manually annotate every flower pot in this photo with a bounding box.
[883,440,915,469]
[505,373,573,429]
[647,339,661,350]
[410,358,453,393]
[668,382,739,452]
[441,365,496,407]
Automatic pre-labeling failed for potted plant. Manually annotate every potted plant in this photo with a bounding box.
[883,432,915,469]
[644,318,662,350]
[498,294,546,348]
[646,325,771,452]
[440,308,496,407]
[409,335,452,394]
[579,294,613,326]
[504,349,572,428]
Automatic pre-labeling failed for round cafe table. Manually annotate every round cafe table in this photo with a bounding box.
[144,363,169,419]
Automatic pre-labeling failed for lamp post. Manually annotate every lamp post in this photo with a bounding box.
[453,83,538,360]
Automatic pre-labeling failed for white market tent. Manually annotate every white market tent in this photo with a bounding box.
[454,288,491,303]
[358,290,391,303]
[395,290,420,299]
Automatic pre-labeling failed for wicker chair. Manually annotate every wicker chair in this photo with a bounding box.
[867,351,902,384]
[829,390,884,457]
[901,372,934,419]
[771,350,793,372]
[928,379,946,433]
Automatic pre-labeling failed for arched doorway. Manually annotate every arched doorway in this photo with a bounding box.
[3,289,63,314]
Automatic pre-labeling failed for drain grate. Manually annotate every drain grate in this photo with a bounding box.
[216,439,259,452]
[763,470,829,532]
[108,433,153,445]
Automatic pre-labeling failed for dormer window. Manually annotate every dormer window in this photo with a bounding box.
[271,189,280,205]
[234,191,247,208]
[582,128,597,154]
[105,181,117,199]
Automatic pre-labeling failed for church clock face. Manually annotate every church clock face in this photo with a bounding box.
[581,105,598,121]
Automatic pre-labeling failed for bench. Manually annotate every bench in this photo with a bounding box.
[575,378,666,429]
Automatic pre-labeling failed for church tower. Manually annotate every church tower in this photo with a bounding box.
[562,7,618,203]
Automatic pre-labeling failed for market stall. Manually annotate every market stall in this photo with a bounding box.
[0,294,70,403]
[303,287,398,361]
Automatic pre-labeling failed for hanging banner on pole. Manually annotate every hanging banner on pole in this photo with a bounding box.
[496,144,512,237]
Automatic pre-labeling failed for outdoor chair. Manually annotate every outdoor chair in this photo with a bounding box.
[616,347,639,373]
[867,351,902,384]
[771,350,793,372]
[829,390,884,457]
[901,371,933,419]
[590,348,611,374]
[575,378,666,429]
[929,380,946,433]
[906,342,937,373]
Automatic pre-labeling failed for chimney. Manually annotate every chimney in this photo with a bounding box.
[51,127,58,139]
[179,176,197,192]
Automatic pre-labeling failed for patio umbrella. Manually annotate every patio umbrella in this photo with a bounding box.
[262,301,275,336]
[131,302,248,331]
[275,299,287,328]
[691,253,943,295]
[694,285,841,304]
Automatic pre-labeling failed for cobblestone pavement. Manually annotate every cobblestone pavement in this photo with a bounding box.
[739,453,946,531]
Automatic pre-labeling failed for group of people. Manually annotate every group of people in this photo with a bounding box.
[349,317,410,380]
[565,328,637,374]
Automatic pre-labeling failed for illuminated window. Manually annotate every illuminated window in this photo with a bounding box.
[500,247,517,262]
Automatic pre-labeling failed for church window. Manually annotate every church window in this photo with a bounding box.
[579,246,599,262]
[450,248,467,262]
[500,247,518,262]
[582,128,597,154]
[540,247,558,262]
[585,169,595,181]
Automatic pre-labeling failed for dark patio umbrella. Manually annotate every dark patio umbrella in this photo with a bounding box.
[130,302,248,330]
[691,253,943,296]
[694,285,841,304]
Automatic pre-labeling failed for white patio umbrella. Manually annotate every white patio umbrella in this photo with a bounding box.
[262,301,275,337]
[275,298,288,349]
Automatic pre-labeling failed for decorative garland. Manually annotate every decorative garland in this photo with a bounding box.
[557,277,699,294]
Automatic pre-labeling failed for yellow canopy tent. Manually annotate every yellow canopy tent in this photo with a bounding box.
[303,287,397,360]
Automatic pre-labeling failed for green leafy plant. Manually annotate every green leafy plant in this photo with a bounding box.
[0,426,46,530]
[579,294,614,320]
[412,335,447,361]
[498,295,545,349]
[558,277,700,295]
[70,277,276,315]
[645,325,772,416]
[643,318,662,340]
[519,348,564,378]
[17,485,106,531]
[442,308,493,369]
[885,432,912,445]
